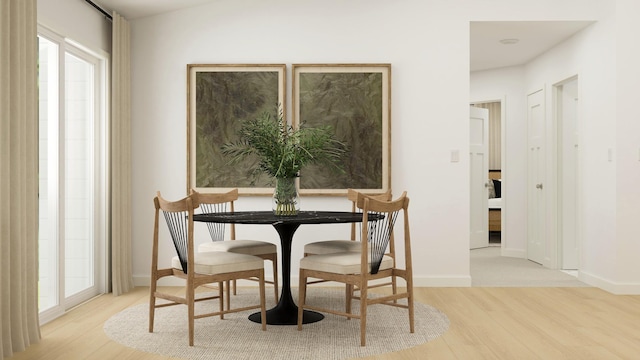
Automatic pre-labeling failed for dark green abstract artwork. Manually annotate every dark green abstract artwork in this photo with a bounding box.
[297,69,387,192]
[192,67,283,191]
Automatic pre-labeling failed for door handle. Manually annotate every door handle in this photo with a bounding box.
[536,183,543,189]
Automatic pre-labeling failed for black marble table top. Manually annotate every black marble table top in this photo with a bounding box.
[192,210,373,225]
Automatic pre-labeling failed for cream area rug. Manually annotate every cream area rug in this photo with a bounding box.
[104,288,449,360]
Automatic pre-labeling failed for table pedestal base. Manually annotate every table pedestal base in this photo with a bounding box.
[249,306,324,325]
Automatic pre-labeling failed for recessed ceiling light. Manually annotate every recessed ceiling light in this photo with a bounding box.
[499,38,519,45]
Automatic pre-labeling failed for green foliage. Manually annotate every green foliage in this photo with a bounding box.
[221,106,346,180]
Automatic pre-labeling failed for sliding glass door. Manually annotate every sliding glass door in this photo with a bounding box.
[38,27,107,324]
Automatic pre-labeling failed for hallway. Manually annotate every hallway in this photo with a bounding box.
[471,246,589,287]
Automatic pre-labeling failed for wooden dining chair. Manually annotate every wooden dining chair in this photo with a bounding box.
[297,192,414,346]
[190,188,279,304]
[303,189,396,297]
[303,189,392,255]
[149,192,267,346]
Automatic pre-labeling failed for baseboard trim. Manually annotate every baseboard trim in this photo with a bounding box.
[135,272,640,294]
[578,271,640,295]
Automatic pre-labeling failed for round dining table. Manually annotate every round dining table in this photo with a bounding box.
[192,210,371,325]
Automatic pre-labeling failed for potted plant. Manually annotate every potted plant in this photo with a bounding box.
[222,106,345,215]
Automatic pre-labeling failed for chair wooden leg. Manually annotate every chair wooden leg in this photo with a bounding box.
[218,281,224,319]
[297,271,307,330]
[408,279,415,333]
[408,294,415,333]
[259,270,267,331]
[225,280,231,310]
[272,259,279,303]
[187,286,195,346]
[360,285,367,346]
[345,284,353,316]
[392,275,398,304]
[232,279,237,295]
[148,281,156,332]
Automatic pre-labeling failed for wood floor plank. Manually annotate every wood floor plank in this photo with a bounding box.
[9,286,640,360]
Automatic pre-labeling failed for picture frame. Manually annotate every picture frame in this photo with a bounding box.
[292,64,391,196]
[187,64,286,195]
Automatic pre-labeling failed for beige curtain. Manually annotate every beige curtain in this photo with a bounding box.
[111,12,134,296]
[474,102,501,170]
[0,0,41,358]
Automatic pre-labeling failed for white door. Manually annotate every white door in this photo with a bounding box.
[527,89,546,264]
[470,106,489,249]
[559,78,579,269]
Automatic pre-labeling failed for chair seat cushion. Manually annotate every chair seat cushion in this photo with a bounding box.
[172,251,264,275]
[299,252,394,275]
[198,240,277,256]
[304,240,361,255]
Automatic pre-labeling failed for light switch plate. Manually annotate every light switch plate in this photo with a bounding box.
[451,150,459,162]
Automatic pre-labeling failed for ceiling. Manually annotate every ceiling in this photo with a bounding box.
[93,0,214,20]
[470,21,594,72]
[93,1,594,72]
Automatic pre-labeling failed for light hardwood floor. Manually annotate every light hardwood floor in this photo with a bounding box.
[11,286,640,359]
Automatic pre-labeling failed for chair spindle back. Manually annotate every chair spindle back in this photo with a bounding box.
[199,202,228,242]
[359,192,407,274]
[189,188,238,242]
[347,189,392,241]
[155,193,196,274]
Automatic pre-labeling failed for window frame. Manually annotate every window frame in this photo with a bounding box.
[37,24,109,325]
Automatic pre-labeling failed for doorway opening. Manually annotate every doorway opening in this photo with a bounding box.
[470,99,504,251]
[469,21,589,285]
[472,101,503,246]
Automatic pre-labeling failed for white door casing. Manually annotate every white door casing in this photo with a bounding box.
[527,89,546,265]
[470,106,489,249]
[558,78,579,269]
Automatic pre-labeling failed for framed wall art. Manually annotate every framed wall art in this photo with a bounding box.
[292,64,391,196]
[187,64,286,195]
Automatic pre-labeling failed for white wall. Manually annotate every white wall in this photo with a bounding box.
[614,0,640,292]
[130,0,472,287]
[523,19,619,285]
[37,0,111,54]
[129,0,620,288]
